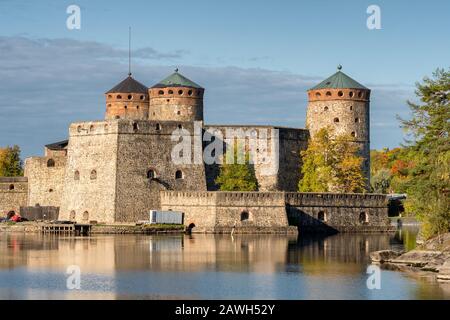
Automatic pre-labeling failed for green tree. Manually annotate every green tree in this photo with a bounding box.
[215,142,259,191]
[0,145,24,177]
[299,128,366,193]
[398,68,450,239]
[371,168,392,194]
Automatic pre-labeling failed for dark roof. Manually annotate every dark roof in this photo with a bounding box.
[152,71,203,89]
[310,67,368,90]
[106,75,148,94]
[45,140,68,150]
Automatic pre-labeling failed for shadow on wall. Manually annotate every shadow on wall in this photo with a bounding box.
[287,206,339,234]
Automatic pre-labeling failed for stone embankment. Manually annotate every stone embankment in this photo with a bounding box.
[0,221,185,235]
[370,233,450,282]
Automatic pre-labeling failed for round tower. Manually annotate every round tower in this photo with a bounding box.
[105,74,149,120]
[149,69,204,122]
[306,65,371,188]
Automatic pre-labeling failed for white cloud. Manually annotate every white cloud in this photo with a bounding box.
[0,36,414,158]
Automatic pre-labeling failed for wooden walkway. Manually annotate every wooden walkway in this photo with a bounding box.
[41,223,91,235]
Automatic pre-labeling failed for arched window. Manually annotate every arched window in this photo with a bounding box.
[355,117,359,123]
[338,91,344,97]
[349,91,354,97]
[350,105,353,111]
[351,131,356,137]
[147,169,156,180]
[158,90,164,95]
[326,91,332,96]
[140,95,145,100]
[47,159,55,167]
[133,122,139,132]
[178,90,183,95]
[318,211,326,222]
[240,211,249,221]
[70,211,76,221]
[74,170,80,181]
[177,124,183,129]
[156,123,161,131]
[175,170,183,180]
[90,170,97,180]
[117,95,122,99]
[315,92,321,98]
[334,118,339,123]
[83,211,89,222]
[324,106,329,111]
[9,184,14,190]
[168,90,174,94]
[188,90,193,96]
[128,94,132,100]
[359,212,368,224]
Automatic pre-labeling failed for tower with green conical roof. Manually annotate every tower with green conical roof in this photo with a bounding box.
[306,65,371,189]
[149,69,204,122]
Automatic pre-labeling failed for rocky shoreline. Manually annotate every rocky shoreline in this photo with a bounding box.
[370,233,450,282]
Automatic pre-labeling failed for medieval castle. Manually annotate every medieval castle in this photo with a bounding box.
[1,66,391,233]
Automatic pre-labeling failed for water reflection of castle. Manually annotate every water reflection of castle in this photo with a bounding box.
[1,233,394,274]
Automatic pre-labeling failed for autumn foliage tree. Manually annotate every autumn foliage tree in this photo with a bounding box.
[299,128,366,193]
[0,145,23,177]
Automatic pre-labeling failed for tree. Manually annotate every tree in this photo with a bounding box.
[398,68,450,239]
[215,142,259,191]
[371,168,392,193]
[299,128,366,193]
[0,145,24,177]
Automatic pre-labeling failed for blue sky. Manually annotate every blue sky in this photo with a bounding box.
[0,0,449,157]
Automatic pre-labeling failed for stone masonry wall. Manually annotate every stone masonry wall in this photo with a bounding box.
[306,88,371,188]
[24,155,66,207]
[286,193,390,232]
[59,121,119,223]
[203,125,309,192]
[114,120,207,222]
[161,191,391,233]
[0,177,28,216]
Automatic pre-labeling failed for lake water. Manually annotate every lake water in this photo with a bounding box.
[0,228,449,300]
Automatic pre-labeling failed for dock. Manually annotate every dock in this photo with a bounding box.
[40,223,91,235]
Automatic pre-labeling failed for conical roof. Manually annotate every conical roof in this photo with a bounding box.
[310,66,368,90]
[152,70,203,89]
[106,74,148,94]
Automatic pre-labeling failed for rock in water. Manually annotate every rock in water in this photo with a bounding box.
[370,250,402,263]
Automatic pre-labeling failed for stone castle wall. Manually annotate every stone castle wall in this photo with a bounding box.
[203,125,309,192]
[149,87,204,122]
[24,155,66,207]
[105,92,149,120]
[306,88,371,187]
[114,120,207,222]
[59,121,119,223]
[0,177,28,216]
[286,192,390,232]
[161,191,391,233]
